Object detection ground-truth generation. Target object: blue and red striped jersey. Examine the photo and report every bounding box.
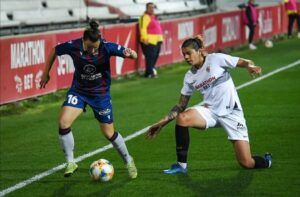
[55,38,125,96]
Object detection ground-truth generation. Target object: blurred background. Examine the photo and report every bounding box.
[1,0,296,105]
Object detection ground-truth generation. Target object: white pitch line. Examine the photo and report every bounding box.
[1,60,300,197]
[236,59,300,90]
[0,126,150,197]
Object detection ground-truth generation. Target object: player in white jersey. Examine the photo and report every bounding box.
[146,35,272,174]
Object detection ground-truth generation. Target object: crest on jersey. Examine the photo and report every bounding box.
[83,64,96,74]
[206,66,210,72]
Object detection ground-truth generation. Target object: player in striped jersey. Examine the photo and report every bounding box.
[40,20,137,178]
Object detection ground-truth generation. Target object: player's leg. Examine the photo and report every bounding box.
[164,107,212,174]
[232,140,255,168]
[58,106,83,177]
[92,95,137,178]
[98,122,137,179]
[232,140,272,169]
[59,91,85,177]
[99,122,133,165]
[219,110,272,169]
[176,108,207,128]
[175,108,207,167]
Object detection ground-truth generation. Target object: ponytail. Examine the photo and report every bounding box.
[181,35,205,50]
[89,20,99,30]
[194,35,205,49]
[83,19,101,42]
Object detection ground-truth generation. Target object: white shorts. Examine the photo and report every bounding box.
[190,105,249,142]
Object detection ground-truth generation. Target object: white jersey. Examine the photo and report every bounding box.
[181,53,242,116]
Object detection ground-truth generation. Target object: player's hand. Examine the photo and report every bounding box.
[145,122,163,139]
[124,48,137,59]
[248,64,262,78]
[40,72,50,89]
[123,48,133,57]
[145,119,169,139]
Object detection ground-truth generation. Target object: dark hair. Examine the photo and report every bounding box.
[181,35,205,50]
[83,20,101,42]
[146,2,154,8]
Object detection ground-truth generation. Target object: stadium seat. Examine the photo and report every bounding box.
[86,7,119,19]
[42,9,77,23]
[0,0,43,13]
[118,4,163,18]
[12,10,49,25]
[134,0,166,3]
[186,0,208,11]
[0,11,21,27]
[44,0,86,9]
[12,9,76,25]
[118,4,146,18]
[155,1,193,14]
[72,8,88,21]
[91,0,135,6]
[73,7,119,21]
[215,0,280,11]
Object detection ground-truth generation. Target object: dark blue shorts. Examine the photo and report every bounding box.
[62,90,113,124]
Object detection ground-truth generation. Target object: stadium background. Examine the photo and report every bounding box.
[1,0,300,196]
[1,0,299,105]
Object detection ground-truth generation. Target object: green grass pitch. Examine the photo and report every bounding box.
[1,37,300,196]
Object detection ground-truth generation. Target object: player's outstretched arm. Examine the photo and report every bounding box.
[237,58,262,78]
[123,48,138,59]
[40,47,57,89]
[145,94,190,139]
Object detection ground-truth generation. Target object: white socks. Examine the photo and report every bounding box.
[111,132,132,164]
[59,131,74,163]
[58,130,132,165]
[178,162,187,169]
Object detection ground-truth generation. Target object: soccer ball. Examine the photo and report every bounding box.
[264,40,273,48]
[89,159,114,182]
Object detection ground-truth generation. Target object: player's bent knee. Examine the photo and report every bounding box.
[58,119,72,130]
[176,113,190,127]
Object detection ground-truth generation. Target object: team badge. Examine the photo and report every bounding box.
[83,64,96,74]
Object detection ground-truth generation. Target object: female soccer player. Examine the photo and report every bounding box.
[146,35,272,174]
[40,20,137,178]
